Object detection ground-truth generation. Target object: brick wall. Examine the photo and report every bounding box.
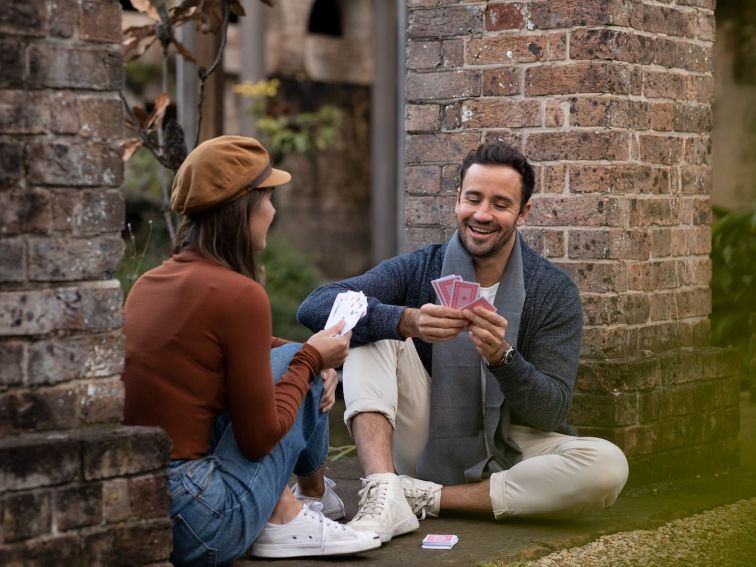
[0,1,171,563]
[404,0,740,482]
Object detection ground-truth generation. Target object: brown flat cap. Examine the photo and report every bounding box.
[170,135,291,215]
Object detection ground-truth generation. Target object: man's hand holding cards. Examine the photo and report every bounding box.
[324,290,368,335]
[431,275,496,312]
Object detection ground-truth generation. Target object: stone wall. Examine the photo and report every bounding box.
[0,1,171,563]
[403,0,740,482]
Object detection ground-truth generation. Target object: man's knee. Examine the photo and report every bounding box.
[582,439,629,507]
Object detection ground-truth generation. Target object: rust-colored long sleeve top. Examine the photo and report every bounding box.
[122,248,323,460]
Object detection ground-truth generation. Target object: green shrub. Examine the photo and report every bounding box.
[710,206,756,378]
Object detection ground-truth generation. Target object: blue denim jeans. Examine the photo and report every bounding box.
[168,343,329,567]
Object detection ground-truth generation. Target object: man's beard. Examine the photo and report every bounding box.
[458,220,517,259]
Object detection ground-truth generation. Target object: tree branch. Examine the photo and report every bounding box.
[194,0,231,148]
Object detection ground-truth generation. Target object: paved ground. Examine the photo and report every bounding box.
[237,392,756,566]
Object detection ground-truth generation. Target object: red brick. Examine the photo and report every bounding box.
[80,0,122,43]
[581,325,633,358]
[554,261,628,293]
[641,4,697,37]
[483,130,523,150]
[442,101,461,129]
[48,0,79,38]
[680,164,712,194]
[683,136,711,165]
[406,104,440,132]
[660,414,706,450]
[404,227,445,251]
[677,0,715,8]
[637,320,686,352]
[628,259,680,291]
[628,197,680,227]
[640,134,684,165]
[467,32,566,65]
[3,384,78,433]
[0,535,80,565]
[0,433,81,491]
[0,0,46,37]
[534,164,566,193]
[0,340,25,387]
[0,140,23,186]
[569,164,670,195]
[0,238,26,282]
[701,346,741,379]
[405,165,441,194]
[54,483,103,531]
[683,226,711,255]
[442,163,462,192]
[649,102,675,131]
[129,474,170,520]
[518,228,565,258]
[577,356,661,392]
[675,286,711,318]
[581,293,649,325]
[78,96,124,139]
[711,376,741,408]
[568,229,650,260]
[0,39,24,89]
[27,332,124,386]
[680,196,711,226]
[77,377,124,425]
[405,195,457,226]
[460,99,540,129]
[28,44,123,90]
[25,140,123,187]
[27,236,124,282]
[485,2,524,30]
[406,70,481,100]
[570,29,655,65]
[531,0,637,28]
[678,256,711,286]
[407,40,441,70]
[569,97,650,129]
[482,67,521,96]
[408,5,484,38]
[544,100,565,127]
[50,188,125,236]
[674,104,711,133]
[2,490,51,542]
[643,70,687,99]
[0,91,50,134]
[653,38,712,73]
[406,132,480,164]
[81,519,173,566]
[649,291,676,321]
[526,62,640,96]
[102,478,130,522]
[80,426,171,481]
[442,39,464,67]
[686,74,714,103]
[569,391,638,427]
[528,195,628,227]
[526,131,630,161]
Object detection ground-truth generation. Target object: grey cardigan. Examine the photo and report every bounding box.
[297,236,583,435]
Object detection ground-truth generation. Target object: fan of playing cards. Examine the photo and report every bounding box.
[431,275,496,311]
[324,291,368,335]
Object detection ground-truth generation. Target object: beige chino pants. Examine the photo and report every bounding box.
[342,338,629,519]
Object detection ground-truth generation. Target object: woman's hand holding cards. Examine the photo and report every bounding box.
[306,320,351,370]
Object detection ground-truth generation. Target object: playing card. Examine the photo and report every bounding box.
[458,296,497,312]
[324,291,367,335]
[450,280,479,309]
[431,275,461,306]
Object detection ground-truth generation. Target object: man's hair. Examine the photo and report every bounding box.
[459,141,535,210]
[173,188,267,280]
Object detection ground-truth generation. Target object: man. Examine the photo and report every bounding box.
[297,141,629,543]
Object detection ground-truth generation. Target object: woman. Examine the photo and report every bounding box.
[122,136,380,565]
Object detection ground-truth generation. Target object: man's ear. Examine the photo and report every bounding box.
[456,188,461,203]
[517,202,532,225]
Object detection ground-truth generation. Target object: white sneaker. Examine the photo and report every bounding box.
[347,472,419,543]
[291,476,346,520]
[249,503,381,558]
[399,475,442,519]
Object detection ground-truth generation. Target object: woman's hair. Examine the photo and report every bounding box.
[173,188,268,280]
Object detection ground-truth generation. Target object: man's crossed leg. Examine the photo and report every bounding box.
[342,339,629,542]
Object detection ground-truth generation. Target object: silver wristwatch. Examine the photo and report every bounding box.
[486,345,516,368]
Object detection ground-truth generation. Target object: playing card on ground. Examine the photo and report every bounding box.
[421,534,459,549]
[450,280,479,309]
[431,275,461,306]
[324,291,367,335]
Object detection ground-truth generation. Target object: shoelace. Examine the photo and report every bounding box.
[302,502,351,552]
[404,487,440,520]
[354,478,388,519]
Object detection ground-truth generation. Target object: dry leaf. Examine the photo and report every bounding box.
[122,138,144,161]
[172,37,197,63]
[132,106,150,128]
[130,0,160,20]
[146,93,171,131]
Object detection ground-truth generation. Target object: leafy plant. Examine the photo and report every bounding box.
[710,206,756,378]
[261,236,322,342]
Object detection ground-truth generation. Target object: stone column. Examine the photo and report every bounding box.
[0,1,171,563]
[403,0,740,482]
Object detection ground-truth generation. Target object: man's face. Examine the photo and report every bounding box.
[455,164,531,259]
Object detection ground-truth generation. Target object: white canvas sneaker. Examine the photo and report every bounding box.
[248,503,381,558]
[347,472,419,543]
[291,476,346,520]
[399,475,442,519]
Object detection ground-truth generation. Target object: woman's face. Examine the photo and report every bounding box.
[248,189,276,251]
